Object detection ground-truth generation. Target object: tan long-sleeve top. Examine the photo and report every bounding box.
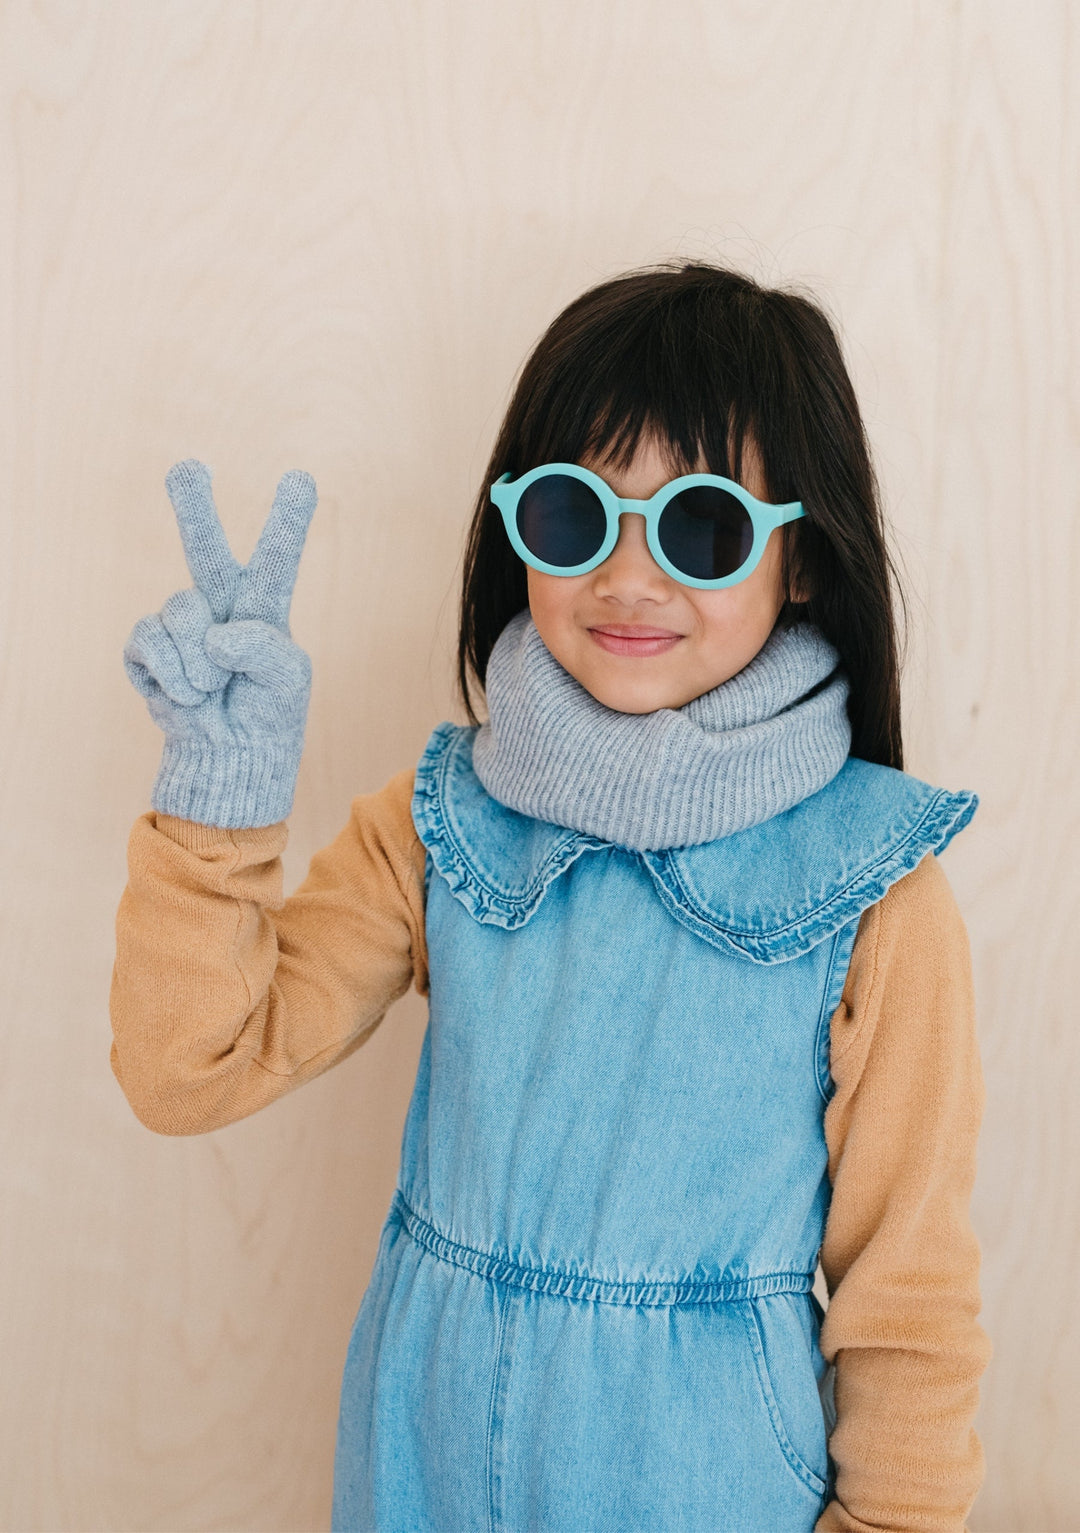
[109,767,992,1533]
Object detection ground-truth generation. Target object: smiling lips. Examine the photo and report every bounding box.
[588,625,684,657]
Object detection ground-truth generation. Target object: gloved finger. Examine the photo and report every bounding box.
[203,619,312,692]
[164,459,243,623]
[122,637,162,700]
[123,613,206,706]
[159,587,234,694]
[232,469,317,628]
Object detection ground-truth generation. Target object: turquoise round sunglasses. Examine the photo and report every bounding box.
[490,462,806,590]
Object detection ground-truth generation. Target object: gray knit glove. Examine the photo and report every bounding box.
[123,458,317,828]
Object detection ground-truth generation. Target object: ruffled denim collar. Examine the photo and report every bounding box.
[412,720,978,964]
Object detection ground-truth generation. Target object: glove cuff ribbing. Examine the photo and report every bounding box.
[151,738,304,828]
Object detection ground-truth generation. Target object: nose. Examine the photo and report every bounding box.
[591,510,670,598]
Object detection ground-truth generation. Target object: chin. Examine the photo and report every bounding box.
[584,677,670,715]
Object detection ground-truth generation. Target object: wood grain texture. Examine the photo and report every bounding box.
[0,0,1075,1526]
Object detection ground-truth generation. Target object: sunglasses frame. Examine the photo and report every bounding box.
[490,462,806,590]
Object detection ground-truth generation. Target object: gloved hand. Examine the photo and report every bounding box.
[123,458,318,827]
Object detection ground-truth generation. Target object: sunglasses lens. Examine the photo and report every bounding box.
[516,475,607,569]
[657,487,755,581]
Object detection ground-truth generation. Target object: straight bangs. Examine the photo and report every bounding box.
[457,260,905,769]
[501,280,769,492]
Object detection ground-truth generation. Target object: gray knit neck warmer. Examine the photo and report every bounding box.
[471,608,852,851]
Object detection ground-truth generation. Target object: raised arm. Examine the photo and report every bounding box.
[110,766,429,1136]
[815,853,992,1533]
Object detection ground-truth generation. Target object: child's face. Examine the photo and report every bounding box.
[526,432,793,713]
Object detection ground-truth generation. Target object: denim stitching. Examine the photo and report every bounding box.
[739,1298,828,1497]
[812,916,861,1105]
[813,929,842,1106]
[644,787,977,961]
[662,788,976,939]
[393,1192,813,1307]
[485,1286,509,1533]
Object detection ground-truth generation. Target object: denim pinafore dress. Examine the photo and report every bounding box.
[332,721,976,1533]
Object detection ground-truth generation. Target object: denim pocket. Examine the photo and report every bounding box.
[740,1293,829,1497]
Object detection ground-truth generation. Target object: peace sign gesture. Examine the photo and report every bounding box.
[123,459,319,828]
[165,458,315,629]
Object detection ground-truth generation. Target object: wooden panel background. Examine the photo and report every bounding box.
[1,1,1076,1528]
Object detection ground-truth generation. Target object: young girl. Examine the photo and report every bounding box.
[112,261,991,1533]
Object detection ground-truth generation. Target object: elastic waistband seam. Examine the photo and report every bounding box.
[390,1192,814,1307]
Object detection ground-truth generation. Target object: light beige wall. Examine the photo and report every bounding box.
[1,2,1075,1528]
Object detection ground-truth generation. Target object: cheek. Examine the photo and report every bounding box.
[690,541,788,640]
[527,568,578,628]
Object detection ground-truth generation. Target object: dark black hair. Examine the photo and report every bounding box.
[457,259,905,769]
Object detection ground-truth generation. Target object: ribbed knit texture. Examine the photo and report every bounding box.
[472,609,852,851]
[151,737,307,827]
